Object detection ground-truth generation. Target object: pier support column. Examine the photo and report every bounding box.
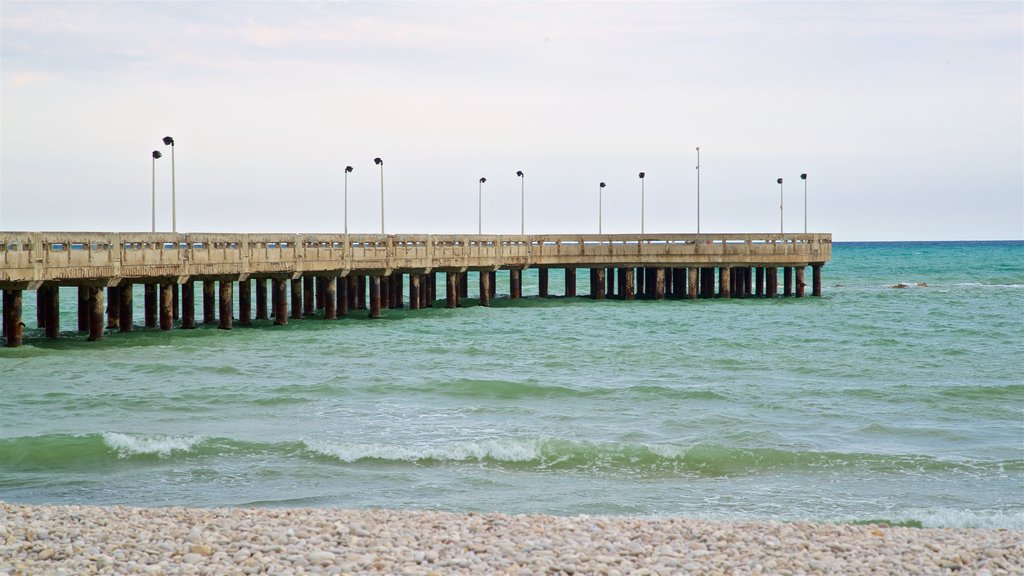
[589,269,598,299]
[479,271,491,307]
[255,278,268,320]
[218,280,233,330]
[719,267,731,299]
[394,274,404,309]
[239,279,252,325]
[654,268,666,300]
[624,268,636,300]
[358,276,367,310]
[755,267,765,296]
[160,282,174,330]
[36,287,46,330]
[812,264,823,297]
[203,281,216,324]
[426,273,436,308]
[446,272,459,309]
[273,279,288,325]
[172,286,179,321]
[409,274,421,310]
[180,281,195,329]
[564,268,576,297]
[4,290,23,347]
[106,286,119,329]
[459,272,469,300]
[44,286,60,339]
[510,269,522,299]
[290,279,303,320]
[636,268,646,298]
[324,277,337,319]
[338,276,349,316]
[119,281,134,332]
[303,277,315,316]
[347,276,359,312]
[766,267,778,297]
[672,268,686,299]
[369,276,382,318]
[783,267,793,297]
[316,277,326,311]
[146,284,159,328]
[795,267,806,297]
[687,267,698,299]
[593,268,606,300]
[380,275,391,309]
[538,268,549,298]
[78,286,90,332]
[606,268,615,298]
[489,271,497,298]
[88,287,104,341]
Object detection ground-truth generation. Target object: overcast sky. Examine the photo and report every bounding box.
[1,1,1021,240]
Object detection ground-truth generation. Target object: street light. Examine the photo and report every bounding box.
[516,170,524,235]
[344,166,353,234]
[478,177,487,234]
[151,150,162,232]
[801,173,808,233]
[639,172,646,234]
[598,182,607,234]
[777,177,784,234]
[162,136,176,233]
[696,147,701,233]
[374,157,384,234]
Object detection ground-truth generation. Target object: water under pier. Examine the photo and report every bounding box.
[1,232,831,347]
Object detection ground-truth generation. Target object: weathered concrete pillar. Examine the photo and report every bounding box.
[347,275,359,312]
[479,271,491,307]
[291,279,303,320]
[88,286,104,341]
[273,279,288,325]
[4,289,23,347]
[36,287,46,329]
[538,268,549,298]
[316,277,326,310]
[145,283,159,327]
[324,277,337,319]
[218,280,233,330]
[745,267,754,296]
[394,274,404,309]
[369,276,382,318]
[664,268,673,296]
[654,268,666,300]
[120,281,134,332]
[180,281,195,329]
[78,286,90,332]
[812,264,823,297]
[255,278,268,320]
[239,279,252,325]
[459,272,469,299]
[303,276,315,316]
[44,286,60,339]
[380,275,391,309]
[409,274,421,310]
[606,267,615,298]
[203,281,216,324]
[795,266,806,297]
[766,267,778,297]
[564,268,576,297]
[160,282,174,330]
[510,269,522,299]
[719,267,731,299]
[593,268,606,300]
[645,268,658,299]
[784,267,793,297]
[687,267,699,299]
[425,273,436,308]
[446,272,459,309]
[672,268,686,299]
[636,267,646,298]
[172,286,179,321]
[755,267,765,296]
[624,267,636,300]
[338,275,349,316]
[106,286,119,329]
[357,276,367,310]
[489,271,497,298]
[589,269,598,299]
[615,268,626,299]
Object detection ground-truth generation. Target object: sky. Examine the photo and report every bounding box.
[1,1,1021,241]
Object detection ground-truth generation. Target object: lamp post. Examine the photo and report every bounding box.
[801,173,808,233]
[344,166,353,234]
[374,158,384,234]
[162,137,175,232]
[151,150,162,232]
[598,182,606,234]
[777,177,784,234]
[696,147,701,233]
[478,177,487,234]
[516,170,524,235]
[639,172,646,234]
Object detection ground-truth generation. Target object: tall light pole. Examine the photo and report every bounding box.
[696,146,701,233]
[344,166,353,234]
[598,182,606,234]
[639,172,646,234]
[151,150,162,232]
[374,157,384,234]
[777,177,784,234]
[801,173,808,233]
[478,177,487,234]
[516,170,524,235]
[162,137,175,232]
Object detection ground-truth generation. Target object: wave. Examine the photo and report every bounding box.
[358,379,728,401]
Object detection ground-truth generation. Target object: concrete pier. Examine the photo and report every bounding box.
[181,281,195,329]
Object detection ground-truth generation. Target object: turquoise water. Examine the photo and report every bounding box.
[2,242,1022,529]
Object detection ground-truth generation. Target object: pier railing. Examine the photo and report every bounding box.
[0,232,830,288]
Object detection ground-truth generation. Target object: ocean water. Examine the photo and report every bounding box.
[2,241,1022,530]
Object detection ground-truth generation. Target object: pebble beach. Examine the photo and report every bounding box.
[1,503,1021,575]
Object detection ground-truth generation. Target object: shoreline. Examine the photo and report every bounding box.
[2,502,1021,575]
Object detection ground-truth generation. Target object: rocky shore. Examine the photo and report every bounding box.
[1,502,1020,575]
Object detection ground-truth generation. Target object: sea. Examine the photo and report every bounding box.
[1,241,1022,530]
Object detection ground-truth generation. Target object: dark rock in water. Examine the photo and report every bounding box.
[892,283,910,289]
[916,283,928,287]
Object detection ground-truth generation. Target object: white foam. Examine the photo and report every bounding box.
[304,438,543,463]
[899,508,1024,530]
[102,432,201,458]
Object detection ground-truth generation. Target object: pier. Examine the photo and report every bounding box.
[1,232,831,347]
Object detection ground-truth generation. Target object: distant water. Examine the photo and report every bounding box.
[2,241,1022,529]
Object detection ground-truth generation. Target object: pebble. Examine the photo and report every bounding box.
[0,502,1020,575]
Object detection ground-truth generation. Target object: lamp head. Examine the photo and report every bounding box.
[374,157,382,165]
[345,166,353,173]
[480,177,486,184]
[638,172,645,179]
[152,150,162,159]
[777,178,784,184]
[800,173,807,180]
[162,136,174,146]
[516,171,523,177]
[599,182,606,188]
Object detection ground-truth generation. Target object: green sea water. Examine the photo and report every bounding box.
[2,241,1022,529]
